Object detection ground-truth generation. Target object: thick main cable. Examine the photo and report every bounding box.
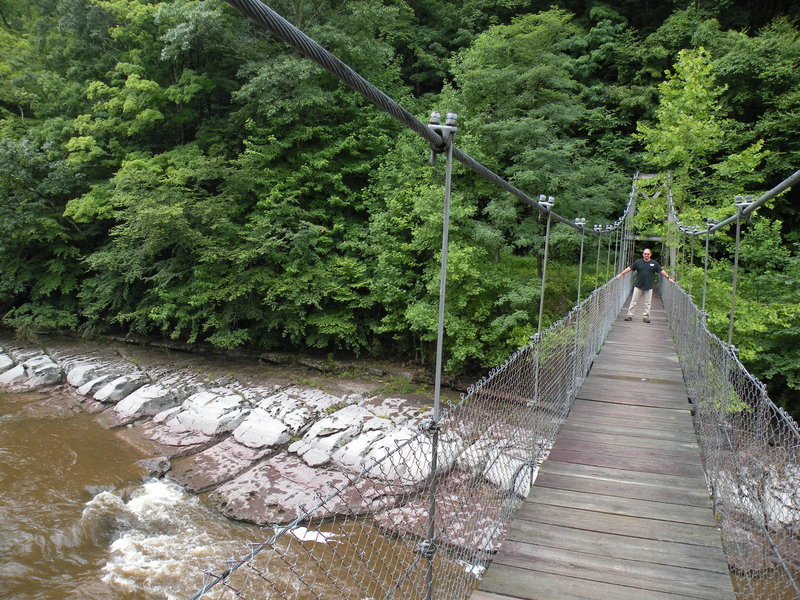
[223,0,626,231]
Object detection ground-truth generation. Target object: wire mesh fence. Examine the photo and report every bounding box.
[661,282,800,600]
[188,276,630,600]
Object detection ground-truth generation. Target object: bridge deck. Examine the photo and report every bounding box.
[471,293,736,600]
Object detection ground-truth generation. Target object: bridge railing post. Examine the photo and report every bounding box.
[700,219,716,313]
[727,195,752,346]
[537,196,555,334]
[424,109,458,600]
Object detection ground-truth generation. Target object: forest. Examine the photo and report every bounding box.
[1,0,799,417]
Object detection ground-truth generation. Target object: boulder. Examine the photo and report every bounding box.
[22,354,63,388]
[361,425,464,486]
[301,404,376,453]
[5,347,41,363]
[259,387,351,434]
[358,395,430,424]
[77,374,117,396]
[330,428,390,471]
[164,388,249,436]
[482,446,535,498]
[0,353,62,389]
[0,353,14,374]
[232,407,291,449]
[64,359,106,387]
[0,364,26,386]
[114,373,206,419]
[375,473,510,553]
[141,422,214,454]
[94,372,150,404]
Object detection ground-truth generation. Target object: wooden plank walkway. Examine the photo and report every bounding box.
[471,292,736,600]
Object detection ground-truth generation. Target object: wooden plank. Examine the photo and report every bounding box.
[562,412,695,433]
[538,460,709,495]
[545,447,706,478]
[523,487,717,526]
[549,437,701,464]
[574,389,688,409]
[596,349,681,364]
[479,563,718,600]
[534,470,711,507]
[503,521,729,573]
[557,420,699,443]
[576,386,688,405]
[570,397,691,418]
[579,378,687,395]
[513,502,724,547]
[588,373,685,387]
[490,541,735,599]
[564,406,695,428]
[554,426,698,452]
[589,366,685,381]
[568,401,692,425]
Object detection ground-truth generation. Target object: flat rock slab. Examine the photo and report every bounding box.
[170,438,272,492]
[140,422,216,457]
[209,452,403,524]
[375,473,511,553]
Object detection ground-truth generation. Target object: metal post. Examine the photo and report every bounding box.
[594,225,602,289]
[687,229,695,295]
[701,220,714,313]
[605,225,613,282]
[727,196,751,346]
[621,219,629,273]
[537,196,555,333]
[575,219,586,304]
[573,218,586,391]
[425,110,457,600]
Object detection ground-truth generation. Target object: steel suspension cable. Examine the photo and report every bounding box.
[222,0,622,232]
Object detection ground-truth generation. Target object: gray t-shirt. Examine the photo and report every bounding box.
[630,258,662,290]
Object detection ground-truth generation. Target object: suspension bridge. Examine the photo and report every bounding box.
[472,292,736,600]
[185,2,800,599]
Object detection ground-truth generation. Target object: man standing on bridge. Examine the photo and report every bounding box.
[615,248,674,323]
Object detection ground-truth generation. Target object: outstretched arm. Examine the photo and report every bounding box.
[660,269,674,283]
[615,267,631,279]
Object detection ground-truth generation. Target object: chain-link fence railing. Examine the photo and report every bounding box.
[187,276,631,600]
[661,282,800,600]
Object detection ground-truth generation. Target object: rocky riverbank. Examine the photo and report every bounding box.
[0,335,450,525]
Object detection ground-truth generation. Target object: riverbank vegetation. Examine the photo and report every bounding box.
[1,0,799,416]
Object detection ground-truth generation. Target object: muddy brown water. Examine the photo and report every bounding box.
[0,391,266,600]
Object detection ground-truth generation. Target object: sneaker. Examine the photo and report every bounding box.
[624,316,632,321]
[643,317,650,323]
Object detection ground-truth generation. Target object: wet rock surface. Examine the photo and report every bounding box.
[0,335,569,557]
[0,335,457,529]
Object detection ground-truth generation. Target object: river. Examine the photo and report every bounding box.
[0,391,264,600]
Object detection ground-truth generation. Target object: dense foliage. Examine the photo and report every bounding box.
[1,0,799,414]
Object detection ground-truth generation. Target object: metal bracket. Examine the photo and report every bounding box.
[414,539,438,559]
[419,417,440,434]
[427,111,457,164]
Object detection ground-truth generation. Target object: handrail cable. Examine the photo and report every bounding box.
[698,169,800,235]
